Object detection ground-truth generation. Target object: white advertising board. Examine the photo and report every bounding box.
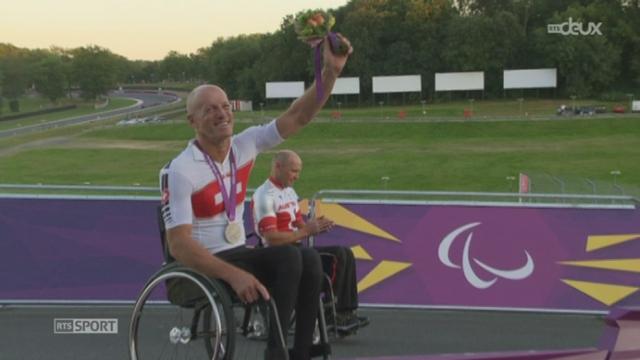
[435,72,484,91]
[372,75,422,93]
[265,82,305,99]
[333,77,360,95]
[504,68,557,89]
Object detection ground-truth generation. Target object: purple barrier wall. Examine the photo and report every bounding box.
[0,198,160,302]
[314,202,640,312]
[1,197,639,312]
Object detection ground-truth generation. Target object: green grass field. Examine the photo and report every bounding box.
[0,99,638,199]
[0,97,138,131]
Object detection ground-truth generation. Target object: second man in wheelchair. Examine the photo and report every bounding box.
[252,150,370,336]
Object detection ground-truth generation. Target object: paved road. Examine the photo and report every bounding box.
[0,91,181,139]
[0,305,603,360]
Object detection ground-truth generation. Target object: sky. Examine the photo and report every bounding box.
[0,0,350,61]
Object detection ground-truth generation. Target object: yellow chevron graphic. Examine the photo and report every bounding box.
[559,259,640,273]
[357,260,412,293]
[299,199,399,242]
[586,234,640,252]
[298,199,311,215]
[561,279,639,306]
[351,245,373,261]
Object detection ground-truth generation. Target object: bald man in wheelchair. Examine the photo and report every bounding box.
[251,150,369,336]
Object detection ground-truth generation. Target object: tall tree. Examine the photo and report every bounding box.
[199,34,274,101]
[70,46,118,100]
[160,51,192,81]
[0,68,4,115]
[442,10,525,95]
[33,55,68,103]
[530,3,622,97]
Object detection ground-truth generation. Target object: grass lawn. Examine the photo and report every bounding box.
[226,98,629,122]
[0,109,638,198]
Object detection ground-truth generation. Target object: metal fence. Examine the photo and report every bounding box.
[523,172,638,198]
[1,183,637,208]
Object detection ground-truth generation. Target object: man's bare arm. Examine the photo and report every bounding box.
[167,225,269,302]
[262,216,334,246]
[276,34,352,139]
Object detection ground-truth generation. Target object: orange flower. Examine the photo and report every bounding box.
[311,13,325,25]
[307,18,318,27]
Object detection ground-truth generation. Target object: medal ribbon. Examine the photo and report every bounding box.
[313,32,340,102]
[194,141,237,221]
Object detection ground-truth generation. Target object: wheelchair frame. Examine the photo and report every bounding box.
[128,206,291,360]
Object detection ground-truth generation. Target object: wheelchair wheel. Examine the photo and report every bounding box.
[129,266,236,360]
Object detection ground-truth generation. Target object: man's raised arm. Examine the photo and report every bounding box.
[276,34,353,139]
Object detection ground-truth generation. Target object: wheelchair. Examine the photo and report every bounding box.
[128,207,289,360]
[247,235,345,341]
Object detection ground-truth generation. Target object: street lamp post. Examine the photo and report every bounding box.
[420,100,427,119]
[626,93,634,111]
[517,98,524,119]
[610,170,621,186]
[610,170,624,195]
[379,101,384,120]
[506,175,516,192]
[259,102,264,118]
[570,95,577,113]
[381,176,390,191]
[469,98,475,115]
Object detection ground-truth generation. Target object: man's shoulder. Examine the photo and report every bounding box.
[253,179,273,196]
[253,180,281,201]
[161,143,195,174]
[232,119,283,154]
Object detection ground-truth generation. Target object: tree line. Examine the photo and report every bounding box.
[1,0,638,111]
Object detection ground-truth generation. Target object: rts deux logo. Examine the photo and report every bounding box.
[547,17,603,36]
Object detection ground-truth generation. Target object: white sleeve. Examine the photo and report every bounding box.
[161,168,194,229]
[235,119,284,155]
[253,188,277,226]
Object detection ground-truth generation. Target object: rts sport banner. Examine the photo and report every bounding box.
[1,197,639,312]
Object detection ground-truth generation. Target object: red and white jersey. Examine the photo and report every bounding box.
[251,178,304,246]
[160,120,283,254]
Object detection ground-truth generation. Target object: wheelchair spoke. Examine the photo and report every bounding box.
[130,270,236,360]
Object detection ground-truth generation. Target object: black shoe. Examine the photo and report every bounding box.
[264,346,288,360]
[357,314,370,329]
[335,311,359,334]
[309,343,331,358]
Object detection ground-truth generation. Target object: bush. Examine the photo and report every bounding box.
[9,100,20,113]
[0,104,77,122]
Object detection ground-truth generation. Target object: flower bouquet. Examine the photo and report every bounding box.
[293,9,349,101]
[293,9,349,55]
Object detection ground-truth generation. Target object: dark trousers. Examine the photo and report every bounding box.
[316,245,359,312]
[218,245,322,360]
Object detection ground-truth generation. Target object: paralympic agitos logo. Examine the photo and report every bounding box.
[438,222,535,289]
[547,17,603,36]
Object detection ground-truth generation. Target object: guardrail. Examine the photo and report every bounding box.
[309,189,638,211]
[2,184,636,207]
[0,183,159,200]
